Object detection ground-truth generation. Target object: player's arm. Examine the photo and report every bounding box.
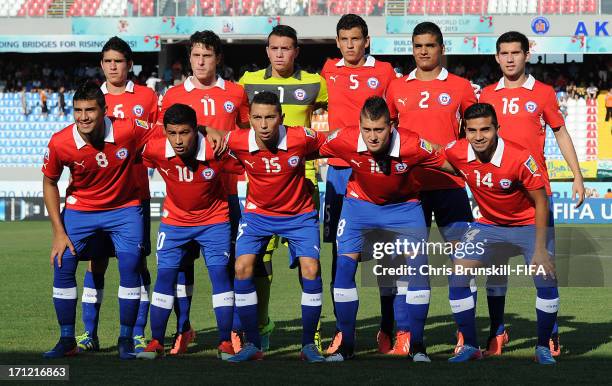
[307,129,342,160]
[314,75,328,111]
[527,188,555,280]
[551,125,584,207]
[236,86,251,129]
[203,127,229,155]
[43,175,75,267]
[384,81,399,127]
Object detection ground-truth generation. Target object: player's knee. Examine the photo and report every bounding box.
[234,257,254,279]
[299,257,319,280]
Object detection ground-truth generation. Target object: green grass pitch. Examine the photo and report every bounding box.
[1,221,611,385]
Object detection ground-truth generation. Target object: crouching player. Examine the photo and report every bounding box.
[42,81,155,359]
[137,104,242,359]
[219,91,326,362]
[443,103,558,364]
[319,96,456,362]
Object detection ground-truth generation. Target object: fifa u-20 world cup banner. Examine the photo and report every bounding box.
[386,16,494,34]
[371,36,480,55]
[72,17,279,36]
[0,35,160,52]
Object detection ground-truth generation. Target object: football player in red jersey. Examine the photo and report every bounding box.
[76,37,160,355]
[159,31,250,355]
[320,14,398,355]
[479,31,584,357]
[385,21,477,356]
[137,104,243,360]
[43,82,155,359]
[443,103,558,365]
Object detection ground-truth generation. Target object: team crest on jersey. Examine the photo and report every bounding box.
[115,148,129,160]
[304,128,316,138]
[395,162,408,173]
[367,77,380,89]
[132,104,144,117]
[202,168,215,180]
[288,155,300,168]
[525,101,538,113]
[294,88,306,101]
[524,156,538,174]
[445,140,457,150]
[420,139,433,153]
[499,179,512,189]
[66,195,77,205]
[135,119,148,129]
[438,93,451,106]
[162,209,169,218]
[224,101,235,113]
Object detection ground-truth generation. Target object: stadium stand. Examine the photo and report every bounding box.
[10,0,602,16]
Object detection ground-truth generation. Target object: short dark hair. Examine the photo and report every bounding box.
[189,30,222,56]
[360,96,390,124]
[267,25,298,48]
[251,91,282,114]
[101,36,133,62]
[412,22,444,46]
[464,103,498,128]
[336,14,368,38]
[496,31,530,53]
[163,103,197,130]
[73,81,106,109]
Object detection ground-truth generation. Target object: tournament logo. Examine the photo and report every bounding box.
[202,168,215,180]
[304,127,316,138]
[288,155,300,168]
[499,179,512,189]
[294,88,306,101]
[525,101,538,113]
[395,162,408,173]
[367,77,380,89]
[135,119,148,129]
[445,140,457,150]
[531,16,550,35]
[438,93,451,106]
[132,104,144,117]
[420,139,433,153]
[224,101,235,113]
[115,147,129,160]
[326,130,339,142]
[524,156,539,174]
[43,147,50,160]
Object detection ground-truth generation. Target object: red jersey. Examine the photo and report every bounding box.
[142,133,243,226]
[42,117,155,211]
[479,75,565,195]
[386,68,477,191]
[102,80,159,200]
[319,126,445,205]
[160,76,249,195]
[321,56,396,167]
[443,138,545,226]
[226,126,325,216]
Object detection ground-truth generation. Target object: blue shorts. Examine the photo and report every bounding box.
[235,211,320,268]
[82,199,151,260]
[63,205,144,260]
[420,188,472,241]
[453,222,555,265]
[336,198,428,256]
[155,222,231,269]
[323,166,352,243]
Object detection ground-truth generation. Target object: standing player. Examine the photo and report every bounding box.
[479,31,584,356]
[239,24,328,351]
[443,103,558,365]
[220,91,326,362]
[320,97,453,362]
[385,21,477,354]
[159,30,249,355]
[137,104,241,360]
[320,14,397,354]
[76,36,159,355]
[42,82,154,359]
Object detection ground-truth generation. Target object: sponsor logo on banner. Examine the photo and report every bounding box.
[132,104,144,117]
[531,16,550,35]
[116,148,129,160]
